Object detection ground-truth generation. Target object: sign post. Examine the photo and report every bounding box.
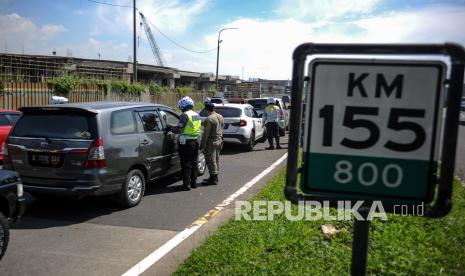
[285,43,465,275]
[351,212,370,276]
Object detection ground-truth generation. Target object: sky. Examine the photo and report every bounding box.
[1,0,465,80]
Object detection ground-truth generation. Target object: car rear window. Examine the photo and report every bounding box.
[210,98,223,104]
[0,114,11,126]
[8,114,20,125]
[13,112,96,139]
[200,108,241,118]
[248,100,267,110]
[215,108,242,117]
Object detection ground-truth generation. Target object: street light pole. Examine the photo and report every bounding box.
[215,27,238,92]
[133,0,137,83]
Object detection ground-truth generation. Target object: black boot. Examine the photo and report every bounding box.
[190,169,198,188]
[205,174,218,185]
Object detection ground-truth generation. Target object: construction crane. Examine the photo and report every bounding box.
[139,12,165,67]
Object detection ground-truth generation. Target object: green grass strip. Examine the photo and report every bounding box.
[175,168,465,275]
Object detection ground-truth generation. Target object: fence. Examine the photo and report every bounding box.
[0,82,212,110]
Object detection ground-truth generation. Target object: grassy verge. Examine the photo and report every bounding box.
[175,168,465,275]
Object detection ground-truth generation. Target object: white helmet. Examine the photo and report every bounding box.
[267,97,275,104]
[177,96,194,110]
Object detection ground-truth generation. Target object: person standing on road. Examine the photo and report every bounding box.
[172,96,202,191]
[263,97,282,150]
[200,98,224,185]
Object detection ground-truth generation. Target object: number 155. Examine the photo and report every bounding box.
[319,105,426,152]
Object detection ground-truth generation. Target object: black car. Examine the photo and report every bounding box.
[0,169,26,261]
[3,102,206,208]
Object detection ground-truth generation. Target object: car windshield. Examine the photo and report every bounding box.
[13,112,96,139]
[247,100,267,110]
[200,108,241,118]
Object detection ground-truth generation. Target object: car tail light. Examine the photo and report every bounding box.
[232,120,247,127]
[85,137,106,168]
[2,143,21,165]
[2,142,10,164]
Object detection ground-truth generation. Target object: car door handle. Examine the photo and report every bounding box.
[141,140,149,145]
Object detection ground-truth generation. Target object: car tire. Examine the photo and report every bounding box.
[246,131,255,152]
[0,212,9,261]
[279,127,286,137]
[119,169,145,208]
[197,152,206,176]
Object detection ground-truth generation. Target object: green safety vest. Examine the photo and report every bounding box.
[181,110,201,139]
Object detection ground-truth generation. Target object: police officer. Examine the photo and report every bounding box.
[263,97,282,150]
[174,96,202,191]
[200,98,224,185]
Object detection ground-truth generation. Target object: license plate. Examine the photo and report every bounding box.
[30,153,63,167]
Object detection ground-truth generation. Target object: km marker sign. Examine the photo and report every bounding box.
[303,59,444,203]
[286,43,464,276]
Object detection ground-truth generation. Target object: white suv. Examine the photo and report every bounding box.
[199,103,266,151]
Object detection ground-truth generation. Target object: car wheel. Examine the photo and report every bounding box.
[279,127,286,137]
[246,131,255,151]
[0,212,9,261]
[119,169,145,208]
[197,152,206,176]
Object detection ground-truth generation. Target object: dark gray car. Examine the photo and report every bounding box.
[2,102,206,207]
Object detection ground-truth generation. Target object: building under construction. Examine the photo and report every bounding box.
[0,53,132,82]
[0,52,295,99]
[0,53,244,91]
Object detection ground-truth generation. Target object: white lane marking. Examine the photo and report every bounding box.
[122,153,288,276]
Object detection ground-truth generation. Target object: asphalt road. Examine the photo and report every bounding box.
[0,137,288,276]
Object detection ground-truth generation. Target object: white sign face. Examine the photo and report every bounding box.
[303,59,445,201]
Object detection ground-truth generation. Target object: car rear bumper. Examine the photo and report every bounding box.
[23,183,102,196]
[223,133,248,144]
[21,170,124,196]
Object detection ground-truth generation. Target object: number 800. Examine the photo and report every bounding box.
[334,160,403,188]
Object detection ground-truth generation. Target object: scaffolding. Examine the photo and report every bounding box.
[0,53,132,82]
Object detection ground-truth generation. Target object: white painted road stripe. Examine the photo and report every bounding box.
[122,153,288,276]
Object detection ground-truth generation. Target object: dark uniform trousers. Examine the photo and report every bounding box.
[179,139,199,188]
[179,140,199,170]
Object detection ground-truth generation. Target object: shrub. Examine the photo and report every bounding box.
[176,86,192,97]
[48,76,79,96]
[148,81,164,95]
